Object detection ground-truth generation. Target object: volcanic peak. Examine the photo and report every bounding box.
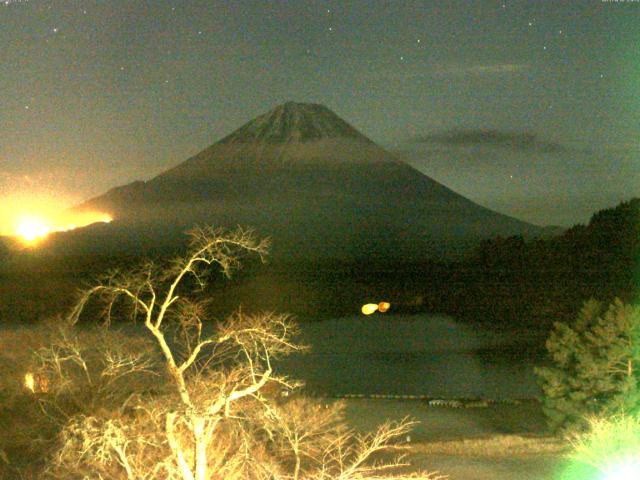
[218,102,372,145]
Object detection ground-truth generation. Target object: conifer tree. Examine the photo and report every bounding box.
[536,298,640,432]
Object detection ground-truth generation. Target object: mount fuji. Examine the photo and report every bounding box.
[67,102,548,260]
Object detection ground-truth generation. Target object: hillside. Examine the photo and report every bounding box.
[64,102,547,260]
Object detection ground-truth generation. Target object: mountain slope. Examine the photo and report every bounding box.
[70,102,547,260]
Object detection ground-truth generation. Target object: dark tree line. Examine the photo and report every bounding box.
[429,198,639,331]
[1,199,638,332]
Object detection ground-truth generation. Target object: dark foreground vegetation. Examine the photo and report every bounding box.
[0,199,637,479]
[0,227,441,479]
[223,197,639,334]
[1,199,638,335]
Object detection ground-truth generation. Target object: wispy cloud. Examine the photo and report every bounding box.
[414,129,567,153]
[431,63,530,77]
[371,63,530,81]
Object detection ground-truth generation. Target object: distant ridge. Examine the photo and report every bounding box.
[66,102,550,260]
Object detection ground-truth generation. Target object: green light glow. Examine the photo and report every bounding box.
[560,415,640,480]
[603,458,640,480]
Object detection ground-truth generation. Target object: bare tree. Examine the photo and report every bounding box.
[34,226,443,480]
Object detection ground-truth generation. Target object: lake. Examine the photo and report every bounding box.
[277,314,543,400]
[0,313,543,400]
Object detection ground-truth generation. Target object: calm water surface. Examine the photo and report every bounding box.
[1,314,542,400]
[277,315,542,399]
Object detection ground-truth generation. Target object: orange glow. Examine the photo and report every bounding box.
[12,211,112,245]
[24,372,35,393]
[1,192,112,243]
[23,372,49,393]
[17,218,50,243]
[361,301,391,315]
[361,303,379,315]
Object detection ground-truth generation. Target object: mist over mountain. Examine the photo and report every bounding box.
[64,102,551,261]
[395,129,639,227]
[415,129,567,153]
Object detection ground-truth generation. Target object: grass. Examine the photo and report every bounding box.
[412,434,569,457]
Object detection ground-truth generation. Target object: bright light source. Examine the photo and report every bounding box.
[603,458,640,480]
[11,211,112,245]
[24,372,35,393]
[361,303,379,315]
[362,301,391,315]
[16,218,50,243]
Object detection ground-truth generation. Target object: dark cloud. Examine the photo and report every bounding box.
[414,129,568,153]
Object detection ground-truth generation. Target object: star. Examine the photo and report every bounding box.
[528,22,533,27]
[52,27,58,33]
[328,26,333,31]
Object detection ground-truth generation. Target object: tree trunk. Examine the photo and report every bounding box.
[166,412,196,480]
[193,416,208,480]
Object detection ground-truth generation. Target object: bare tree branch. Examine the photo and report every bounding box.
[42,226,439,480]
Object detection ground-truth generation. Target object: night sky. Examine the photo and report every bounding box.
[1,0,638,232]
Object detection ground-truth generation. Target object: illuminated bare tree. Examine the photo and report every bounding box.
[36,226,443,480]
